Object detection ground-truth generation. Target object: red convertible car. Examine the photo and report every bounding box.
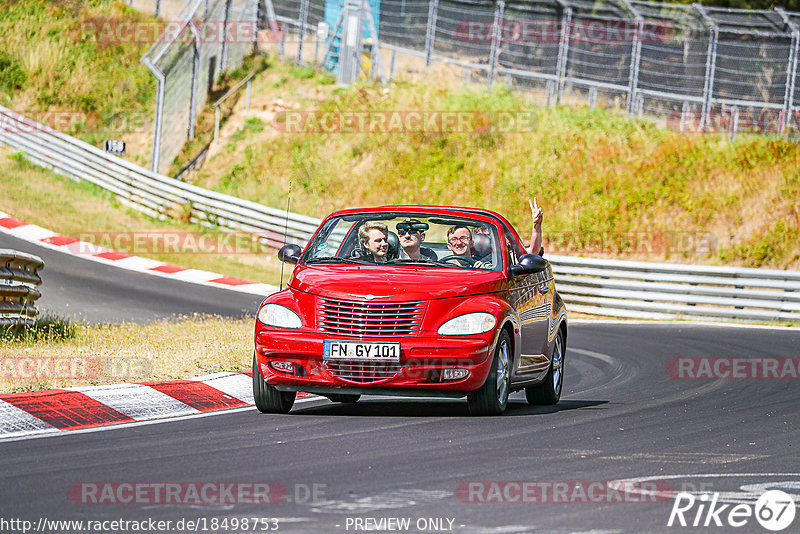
[253,206,567,415]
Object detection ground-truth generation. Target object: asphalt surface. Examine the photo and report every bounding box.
[0,231,265,323]
[1,322,798,533]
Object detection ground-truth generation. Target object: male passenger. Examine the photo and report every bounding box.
[446,225,491,268]
[396,218,437,261]
[358,221,389,263]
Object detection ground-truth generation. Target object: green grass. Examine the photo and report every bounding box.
[189,61,800,270]
[0,313,77,343]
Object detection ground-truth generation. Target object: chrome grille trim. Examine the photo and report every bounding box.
[318,298,426,337]
[324,360,404,383]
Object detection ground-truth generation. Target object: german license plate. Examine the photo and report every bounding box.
[323,340,400,362]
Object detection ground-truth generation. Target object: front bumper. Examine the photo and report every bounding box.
[255,330,493,395]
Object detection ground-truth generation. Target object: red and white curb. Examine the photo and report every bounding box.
[0,210,277,295]
[0,372,313,440]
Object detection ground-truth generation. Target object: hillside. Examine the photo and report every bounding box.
[189,58,800,270]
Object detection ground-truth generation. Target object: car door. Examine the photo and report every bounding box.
[503,226,551,376]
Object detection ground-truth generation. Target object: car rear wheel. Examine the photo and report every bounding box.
[525,328,564,405]
[327,394,360,403]
[252,353,296,414]
[467,330,511,416]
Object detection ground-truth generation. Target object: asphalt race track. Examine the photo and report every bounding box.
[0,231,264,323]
[1,322,798,533]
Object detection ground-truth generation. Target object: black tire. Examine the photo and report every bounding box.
[467,330,512,416]
[525,328,565,405]
[327,394,361,403]
[252,353,296,414]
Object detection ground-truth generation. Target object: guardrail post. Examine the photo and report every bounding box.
[487,0,504,89]
[296,0,310,65]
[424,0,439,67]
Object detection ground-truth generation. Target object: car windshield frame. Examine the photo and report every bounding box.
[299,210,506,272]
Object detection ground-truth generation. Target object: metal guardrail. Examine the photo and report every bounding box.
[548,255,800,322]
[0,250,44,327]
[0,105,321,250]
[2,105,800,323]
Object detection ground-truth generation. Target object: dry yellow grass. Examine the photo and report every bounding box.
[0,315,253,393]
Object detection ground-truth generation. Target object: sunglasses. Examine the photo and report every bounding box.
[398,229,421,236]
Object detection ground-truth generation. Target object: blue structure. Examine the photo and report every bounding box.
[323,0,381,72]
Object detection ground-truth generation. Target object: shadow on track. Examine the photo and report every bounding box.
[288,398,608,417]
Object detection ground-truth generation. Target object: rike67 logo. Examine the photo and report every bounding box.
[668,490,796,531]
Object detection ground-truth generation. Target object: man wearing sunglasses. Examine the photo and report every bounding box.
[396,218,437,261]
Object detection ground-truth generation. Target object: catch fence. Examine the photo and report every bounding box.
[266,0,800,139]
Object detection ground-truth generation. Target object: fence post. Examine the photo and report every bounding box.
[296,0,310,65]
[155,0,162,17]
[694,4,718,132]
[589,86,597,109]
[424,0,439,67]
[776,8,798,137]
[188,22,200,141]
[220,0,233,73]
[390,49,397,80]
[680,101,689,133]
[555,6,572,104]
[729,106,738,142]
[625,4,644,114]
[142,58,165,173]
[487,0,504,89]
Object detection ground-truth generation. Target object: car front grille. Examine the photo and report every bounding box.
[324,360,404,383]
[318,298,426,337]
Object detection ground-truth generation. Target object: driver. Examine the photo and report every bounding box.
[396,218,437,261]
[358,221,389,263]
[446,225,491,269]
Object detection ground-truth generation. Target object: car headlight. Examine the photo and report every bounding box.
[258,304,302,329]
[437,312,497,335]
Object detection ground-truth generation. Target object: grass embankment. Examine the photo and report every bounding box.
[191,58,800,269]
[0,0,158,165]
[0,316,252,393]
[0,149,285,284]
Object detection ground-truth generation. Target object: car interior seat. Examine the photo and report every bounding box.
[472,232,492,258]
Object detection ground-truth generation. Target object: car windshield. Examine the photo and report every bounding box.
[300,211,503,271]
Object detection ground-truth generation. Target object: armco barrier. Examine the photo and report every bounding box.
[0,105,321,249]
[2,106,799,323]
[548,254,800,322]
[0,249,44,327]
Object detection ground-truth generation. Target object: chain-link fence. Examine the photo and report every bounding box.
[141,0,258,174]
[266,0,800,139]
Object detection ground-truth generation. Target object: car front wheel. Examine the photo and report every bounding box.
[252,353,296,414]
[467,330,511,416]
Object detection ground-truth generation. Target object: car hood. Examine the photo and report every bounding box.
[290,265,505,301]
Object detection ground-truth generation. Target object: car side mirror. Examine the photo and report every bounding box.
[509,254,548,276]
[278,244,302,264]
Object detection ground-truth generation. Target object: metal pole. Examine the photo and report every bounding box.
[390,49,396,80]
[297,0,310,65]
[424,0,439,67]
[188,22,200,141]
[680,101,689,133]
[214,105,221,142]
[775,9,799,137]
[246,79,252,111]
[729,105,738,142]
[694,4,717,132]
[487,0,504,89]
[589,86,597,109]
[555,7,572,104]
[155,0,162,17]
[142,57,165,173]
[220,0,233,73]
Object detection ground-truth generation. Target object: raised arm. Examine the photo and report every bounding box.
[525,197,544,255]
